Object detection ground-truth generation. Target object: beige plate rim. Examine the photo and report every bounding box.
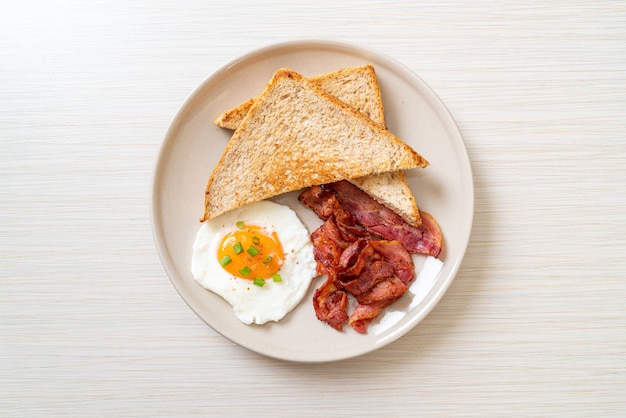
[151,40,474,362]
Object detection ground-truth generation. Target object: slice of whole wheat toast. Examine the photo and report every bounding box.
[214,66,387,130]
[201,68,428,222]
[214,65,422,225]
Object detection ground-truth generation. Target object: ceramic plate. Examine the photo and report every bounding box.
[151,40,473,362]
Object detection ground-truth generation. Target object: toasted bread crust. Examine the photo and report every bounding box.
[213,98,255,129]
[213,65,422,225]
[202,68,428,222]
[214,66,386,131]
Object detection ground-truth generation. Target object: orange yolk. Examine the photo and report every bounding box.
[217,225,284,280]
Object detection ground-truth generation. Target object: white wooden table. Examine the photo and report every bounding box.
[2,1,625,416]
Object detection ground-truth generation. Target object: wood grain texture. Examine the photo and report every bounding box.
[1,1,625,416]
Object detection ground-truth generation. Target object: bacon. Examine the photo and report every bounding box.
[340,260,393,296]
[312,277,349,331]
[308,235,415,332]
[348,277,407,333]
[298,184,354,225]
[326,180,442,257]
[349,298,398,334]
[310,218,347,275]
[297,185,335,219]
[300,180,443,333]
[369,240,415,284]
[355,276,408,305]
[414,211,444,258]
[337,239,376,278]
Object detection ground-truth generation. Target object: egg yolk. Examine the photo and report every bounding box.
[217,225,284,280]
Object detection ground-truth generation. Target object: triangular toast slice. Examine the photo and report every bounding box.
[214,66,422,225]
[214,66,387,130]
[202,68,428,222]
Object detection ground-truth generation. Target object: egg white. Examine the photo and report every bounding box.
[191,200,317,325]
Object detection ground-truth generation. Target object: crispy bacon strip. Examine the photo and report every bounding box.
[309,236,415,332]
[369,240,415,284]
[326,181,442,257]
[348,277,407,333]
[337,239,375,278]
[310,218,347,275]
[340,260,393,296]
[298,185,354,225]
[300,180,442,333]
[355,276,408,305]
[312,277,349,331]
[349,298,398,334]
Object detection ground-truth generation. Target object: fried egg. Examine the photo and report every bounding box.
[191,200,317,325]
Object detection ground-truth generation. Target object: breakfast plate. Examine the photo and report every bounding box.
[151,40,474,362]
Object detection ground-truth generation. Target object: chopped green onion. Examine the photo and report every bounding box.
[233,242,243,254]
[263,256,273,265]
[220,255,232,267]
[247,245,259,257]
[272,274,282,283]
[238,266,252,277]
[252,236,261,245]
[236,221,245,229]
[253,277,265,287]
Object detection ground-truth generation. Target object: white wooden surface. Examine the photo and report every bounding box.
[2,1,625,416]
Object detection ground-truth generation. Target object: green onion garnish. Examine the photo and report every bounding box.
[247,245,259,257]
[272,274,282,283]
[238,266,252,277]
[233,242,243,254]
[236,221,245,229]
[252,236,261,245]
[220,255,232,267]
[263,256,273,265]
[253,277,265,287]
